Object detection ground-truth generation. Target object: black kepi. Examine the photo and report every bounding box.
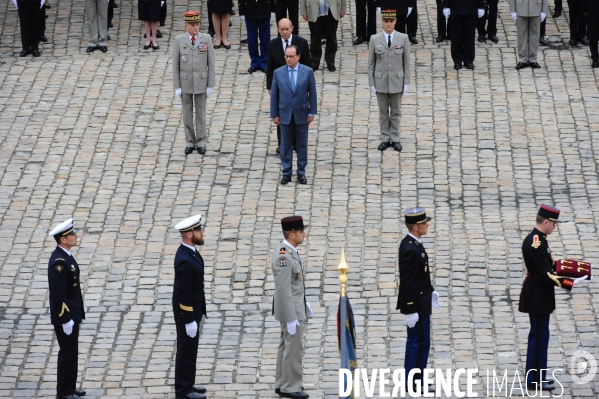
[281,216,304,231]
[537,204,561,222]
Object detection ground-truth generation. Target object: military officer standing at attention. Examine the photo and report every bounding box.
[173,11,216,156]
[272,216,313,399]
[47,219,86,399]
[510,0,548,69]
[442,0,485,70]
[477,0,500,43]
[519,205,589,392]
[172,214,208,399]
[367,8,411,153]
[396,208,438,394]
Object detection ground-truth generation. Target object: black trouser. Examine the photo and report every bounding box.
[175,323,200,395]
[107,0,114,28]
[276,125,296,148]
[395,15,407,33]
[17,0,41,51]
[308,10,338,69]
[39,4,46,38]
[554,0,563,11]
[355,0,376,38]
[477,0,498,37]
[53,323,79,397]
[436,0,451,38]
[207,2,214,32]
[407,2,418,38]
[567,0,587,40]
[540,19,546,37]
[276,0,299,35]
[591,40,599,60]
[450,14,477,65]
[160,0,167,24]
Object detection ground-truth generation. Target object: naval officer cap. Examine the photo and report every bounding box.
[538,204,561,222]
[281,215,304,231]
[175,214,204,232]
[404,207,432,224]
[48,218,78,238]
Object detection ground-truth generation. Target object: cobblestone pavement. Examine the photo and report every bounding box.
[1,0,599,397]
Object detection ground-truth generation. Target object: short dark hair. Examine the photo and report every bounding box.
[405,223,417,232]
[283,229,303,239]
[54,235,62,244]
[285,45,300,56]
[536,215,548,224]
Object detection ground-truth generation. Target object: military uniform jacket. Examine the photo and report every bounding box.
[301,0,347,22]
[396,235,433,316]
[48,247,85,325]
[172,33,216,95]
[442,0,486,15]
[367,31,411,94]
[271,241,307,322]
[172,244,207,324]
[519,228,573,314]
[508,0,548,17]
[238,0,276,20]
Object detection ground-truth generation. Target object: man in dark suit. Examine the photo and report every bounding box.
[173,214,208,399]
[396,208,438,394]
[582,0,599,67]
[477,0,499,43]
[380,0,416,35]
[266,18,311,153]
[519,205,588,392]
[442,0,485,69]
[353,0,377,45]
[276,0,300,35]
[567,0,588,46]
[270,45,317,185]
[239,0,275,73]
[13,0,42,57]
[435,0,451,42]
[47,219,86,399]
[406,0,418,43]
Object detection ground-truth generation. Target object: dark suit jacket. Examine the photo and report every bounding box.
[239,0,276,20]
[396,235,433,316]
[172,244,207,324]
[266,34,311,90]
[48,247,85,325]
[270,63,318,125]
[379,0,416,16]
[442,0,485,15]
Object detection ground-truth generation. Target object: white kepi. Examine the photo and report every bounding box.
[48,218,78,237]
[175,214,203,232]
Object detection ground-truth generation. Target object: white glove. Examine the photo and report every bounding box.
[406,313,419,328]
[62,319,74,335]
[511,12,517,22]
[175,88,181,99]
[572,275,589,287]
[271,12,275,19]
[443,8,450,19]
[478,9,484,18]
[540,12,546,22]
[185,321,198,338]
[241,15,245,23]
[377,7,381,13]
[306,302,314,317]
[432,291,440,308]
[40,0,44,8]
[206,87,214,99]
[407,7,413,16]
[287,320,300,335]
[371,86,376,95]
[13,0,18,8]
[402,84,408,97]
[161,0,164,5]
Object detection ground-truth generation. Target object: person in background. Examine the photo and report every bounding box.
[353,0,377,45]
[239,0,275,73]
[85,0,109,53]
[209,0,232,49]
[442,0,485,70]
[276,0,300,35]
[582,0,599,67]
[510,0,548,69]
[139,0,161,50]
[13,0,42,57]
[477,0,499,43]
[301,0,346,71]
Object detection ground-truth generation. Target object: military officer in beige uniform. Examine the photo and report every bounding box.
[367,8,411,153]
[271,216,313,399]
[173,11,216,155]
[510,0,548,69]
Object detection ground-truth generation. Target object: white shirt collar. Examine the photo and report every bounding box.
[288,65,298,72]
[282,34,293,46]
[181,242,196,252]
[385,31,394,42]
[189,34,197,42]
[408,233,421,244]
[282,239,298,253]
[58,246,72,256]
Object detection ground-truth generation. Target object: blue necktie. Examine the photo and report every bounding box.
[290,69,296,92]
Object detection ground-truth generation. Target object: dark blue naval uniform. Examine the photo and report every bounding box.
[172,244,207,395]
[396,234,433,385]
[47,246,85,397]
[519,228,574,385]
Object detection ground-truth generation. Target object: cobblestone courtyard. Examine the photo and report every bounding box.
[1,0,599,397]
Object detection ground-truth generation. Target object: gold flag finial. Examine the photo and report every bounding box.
[338,248,349,297]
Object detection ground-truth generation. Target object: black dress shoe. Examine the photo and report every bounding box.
[392,142,402,152]
[435,35,446,43]
[478,35,486,43]
[580,37,589,45]
[592,60,599,68]
[175,392,206,399]
[107,35,111,40]
[259,67,267,72]
[40,36,48,42]
[516,62,528,70]
[86,46,96,53]
[160,22,165,26]
[192,386,207,394]
[75,389,86,396]
[248,66,258,73]
[297,175,307,184]
[241,38,248,44]
[526,383,555,391]
[109,22,113,28]
[280,175,291,185]
[378,142,391,151]
[539,36,547,46]
[353,36,365,45]
[552,9,562,18]
[20,50,30,57]
[196,147,206,154]
[143,44,151,50]
[32,50,41,57]
[327,65,336,72]
[276,146,280,154]
[570,38,577,46]
[454,63,462,70]
[529,61,541,69]
[464,63,474,69]
[112,2,117,7]
[185,147,194,155]
[56,395,81,399]
[99,46,107,53]
[545,377,555,384]
[280,392,309,399]
[489,35,499,43]
[409,36,418,44]
[152,44,160,50]
[156,30,163,38]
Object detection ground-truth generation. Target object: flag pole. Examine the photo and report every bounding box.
[338,248,349,297]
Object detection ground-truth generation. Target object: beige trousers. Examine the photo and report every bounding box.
[376,92,402,143]
[275,321,304,393]
[86,0,108,46]
[181,93,207,147]
[517,16,540,63]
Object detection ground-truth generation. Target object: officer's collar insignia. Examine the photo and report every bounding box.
[55,265,63,273]
[279,247,286,254]
[532,235,541,249]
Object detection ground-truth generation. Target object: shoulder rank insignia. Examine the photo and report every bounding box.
[422,253,425,258]
[279,258,287,267]
[532,235,541,249]
[279,248,286,255]
[55,265,63,273]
